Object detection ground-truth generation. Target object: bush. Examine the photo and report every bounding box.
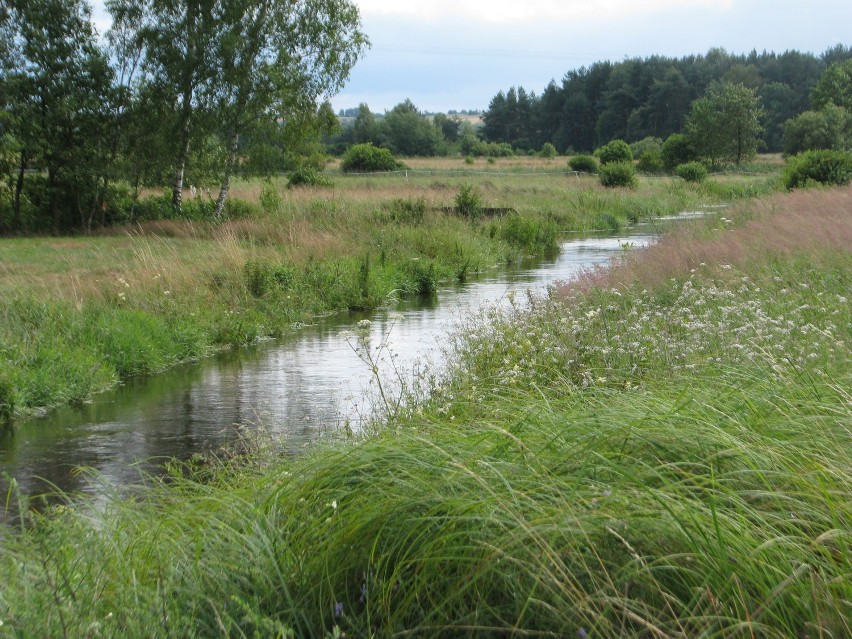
[662,133,699,172]
[637,149,664,174]
[287,166,333,188]
[782,150,852,189]
[223,198,262,219]
[599,162,638,189]
[630,136,663,158]
[596,139,633,165]
[454,184,483,218]
[340,143,401,173]
[568,154,598,173]
[675,161,708,183]
[539,142,557,158]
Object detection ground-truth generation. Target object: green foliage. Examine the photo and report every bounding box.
[223,198,261,220]
[539,142,557,158]
[381,100,441,156]
[258,182,283,214]
[461,134,515,158]
[598,161,638,188]
[454,184,483,218]
[637,148,664,174]
[497,213,559,254]
[782,104,852,155]
[811,59,852,110]
[629,136,663,158]
[340,143,401,173]
[675,161,708,183]
[244,259,295,297]
[782,149,852,189]
[568,154,599,173]
[386,197,426,225]
[287,166,333,188]
[661,133,699,172]
[595,139,633,165]
[686,81,765,166]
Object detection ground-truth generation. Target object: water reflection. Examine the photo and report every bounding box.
[0,231,655,502]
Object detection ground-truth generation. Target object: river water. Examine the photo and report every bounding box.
[0,230,657,504]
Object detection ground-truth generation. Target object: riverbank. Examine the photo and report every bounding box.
[0,166,772,419]
[1,185,849,637]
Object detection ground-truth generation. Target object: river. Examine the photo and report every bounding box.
[0,229,657,505]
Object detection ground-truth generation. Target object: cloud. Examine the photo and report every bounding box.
[355,0,730,23]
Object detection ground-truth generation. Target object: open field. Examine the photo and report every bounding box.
[0,165,779,418]
[1,184,849,637]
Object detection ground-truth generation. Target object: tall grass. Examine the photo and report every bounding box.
[0,171,762,417]
[1,185,849,637]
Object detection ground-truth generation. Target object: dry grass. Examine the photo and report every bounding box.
[563,185,852,293]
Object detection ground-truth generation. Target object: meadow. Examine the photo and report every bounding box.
[1,176,849,637]
[0,158,776,418]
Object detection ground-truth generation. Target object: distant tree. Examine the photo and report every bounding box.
[811,60,852,110]
[759,82,798,152]
[432,113,461,143]
[782,104,852,155]
[686,81,764,166]
[351,103,377,144]
[382,100,440,156]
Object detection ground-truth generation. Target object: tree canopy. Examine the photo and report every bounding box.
[0,0,366,231]
[480,47,851,153]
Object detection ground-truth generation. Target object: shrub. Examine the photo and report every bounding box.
[662,133,699,172]
[630,136,663,158]
[675,161,708,183]
[596,139,633,165]
[637,149,664,174]
[287,166,333,188]
[539,142,557,158]
[599,162,638,189]
[568,154,598,173]
[782,150,852,189]
[455,184,483,218]
[340,143,400,173]
[223,198,262,219]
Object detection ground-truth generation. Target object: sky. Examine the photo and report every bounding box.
[91,0,852,114]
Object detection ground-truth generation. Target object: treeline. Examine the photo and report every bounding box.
[481,46,852,153]
[0,0,366,233]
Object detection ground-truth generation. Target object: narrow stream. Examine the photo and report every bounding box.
[1,230,657,503]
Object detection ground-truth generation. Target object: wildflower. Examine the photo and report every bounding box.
[357,319,371,329]
[388,312,405,321]
[334,602,344,617]
[331,500,338,510]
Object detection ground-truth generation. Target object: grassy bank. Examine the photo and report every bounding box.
[0,164,775,418]
[1,185,849,637]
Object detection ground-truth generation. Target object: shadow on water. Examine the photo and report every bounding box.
[1,228,662,512]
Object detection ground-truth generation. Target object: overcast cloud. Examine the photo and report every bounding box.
[90,0,851,113]
[336,0,851,113]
